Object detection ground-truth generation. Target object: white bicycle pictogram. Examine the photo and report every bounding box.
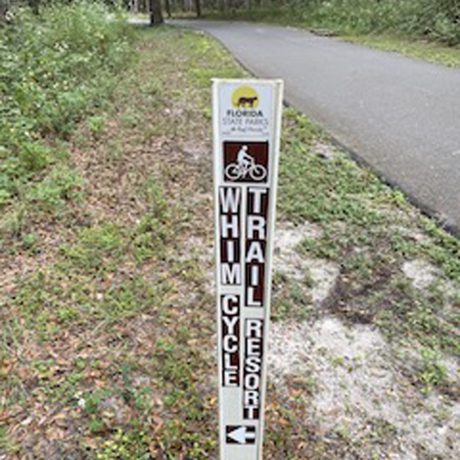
[225,145,267,181]
[225,161,267,181]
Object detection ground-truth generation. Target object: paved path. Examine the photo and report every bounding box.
[173,20,460,234]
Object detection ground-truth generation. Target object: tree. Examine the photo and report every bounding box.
[195,0,201,17]
[149,0,163,25]
[28,0,40,15]
[0,0,8,21]
[165,0,172,18]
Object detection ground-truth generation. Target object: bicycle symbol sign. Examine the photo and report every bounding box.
[223,141,269,183]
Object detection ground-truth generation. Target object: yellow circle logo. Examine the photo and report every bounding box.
[232,86,259,108]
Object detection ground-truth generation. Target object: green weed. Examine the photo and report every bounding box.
[0,426,19,455]
[25,165,84,214]
[272,273,312,322]
[61,223,124,271]
[418,347,448,394]
[99,276,170,322]
[88,115,106,137]
[132,178,172,263]
[97,428,150,460]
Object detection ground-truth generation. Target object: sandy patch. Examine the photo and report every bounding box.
[402,259,438,289]
[274,222,339,305]
[312,140,338,161]
[268,317,460,459]
[275,221,322,253]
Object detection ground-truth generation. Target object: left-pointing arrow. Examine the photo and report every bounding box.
[226,426,256,445]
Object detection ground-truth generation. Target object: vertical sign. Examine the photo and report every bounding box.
[213,79,284,459]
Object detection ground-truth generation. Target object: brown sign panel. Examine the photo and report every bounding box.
[221,295,241,387]
[243,319,264,420]
[245,188,269,307]
[223,142,269,184]
[219,187,242,286]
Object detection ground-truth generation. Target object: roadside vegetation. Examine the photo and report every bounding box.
[0,4,459,459]
[0,1,132,213]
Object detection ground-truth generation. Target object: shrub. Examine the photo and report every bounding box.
[0,1,133,207]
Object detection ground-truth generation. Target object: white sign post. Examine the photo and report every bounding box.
[212,79,284,459]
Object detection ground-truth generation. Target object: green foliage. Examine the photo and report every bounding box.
[97,428,150,460]
[25,165,84,213]
[0,1,132,207]
[309,0,460,46]
[99,276,171,321]
[418,347,448,394]
[132,177,172,262]
[61,223,124,271]
[87,115,106,137]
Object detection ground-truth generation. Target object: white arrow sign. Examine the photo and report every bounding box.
[213,79,284,460]
[226,426,257,445]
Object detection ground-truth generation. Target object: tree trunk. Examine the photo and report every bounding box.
[28,0,40,15]
[165,0,172,18]
[195,0,201,17]
[0,0,8,20]
[149,0,163,25]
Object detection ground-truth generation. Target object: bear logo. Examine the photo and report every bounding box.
[237,96,259,108]
[232,86,260,109]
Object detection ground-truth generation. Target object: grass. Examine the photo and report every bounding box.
[272,272,313,322]
[343,33,460,67]
[418,347,449,395]
[0,19,459,460]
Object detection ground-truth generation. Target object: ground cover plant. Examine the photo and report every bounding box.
[0,16,459,460]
